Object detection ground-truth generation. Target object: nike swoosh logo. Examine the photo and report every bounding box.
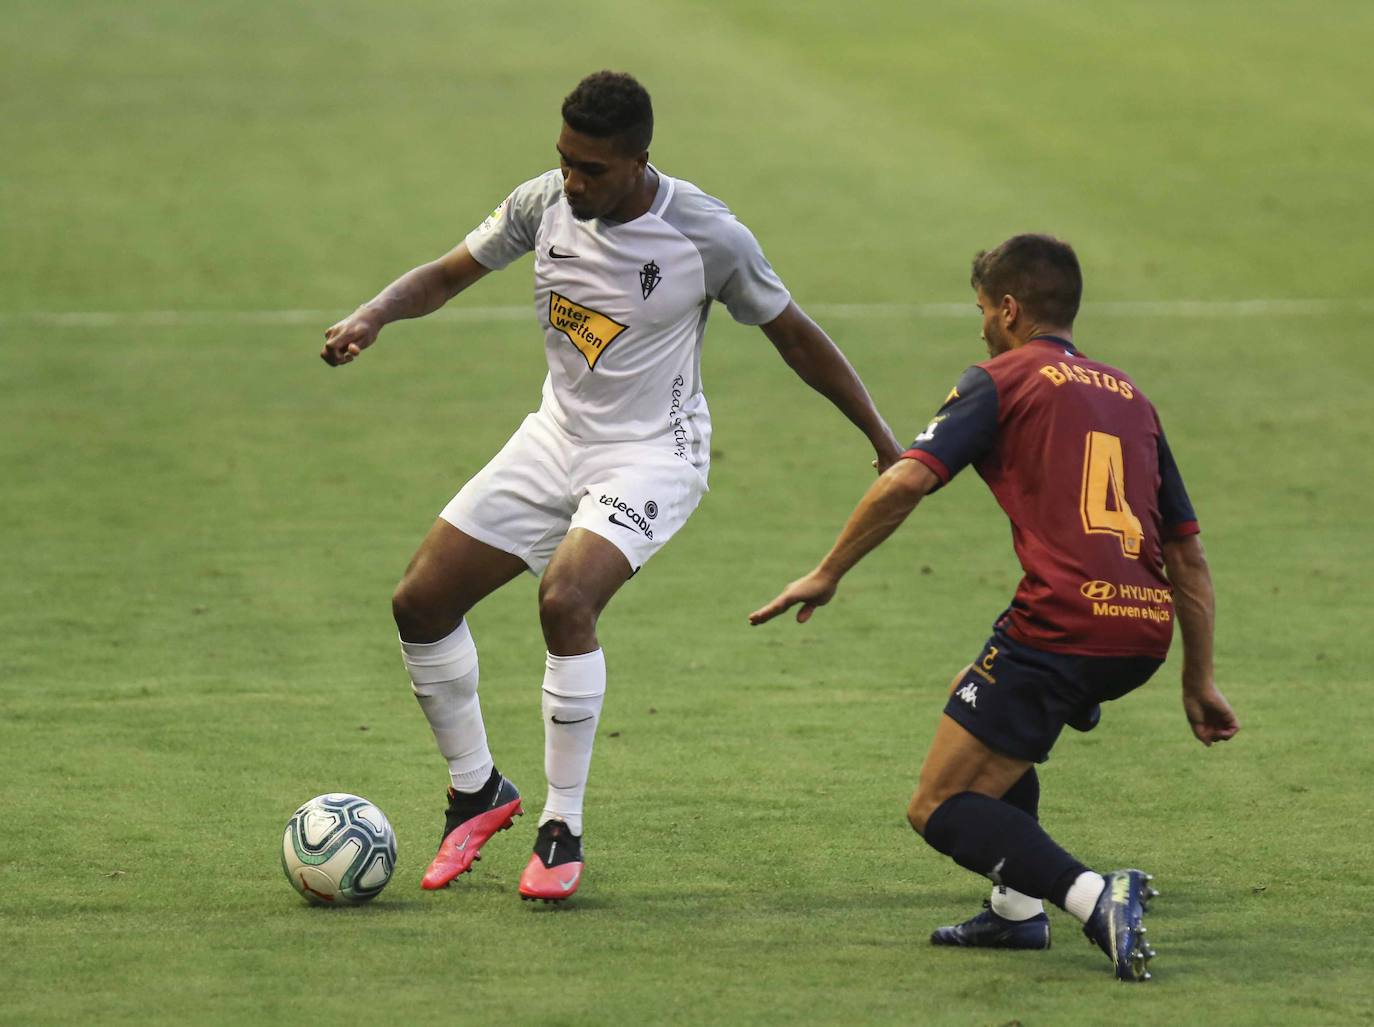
[557,869,581,890]
[551,715,594,725]
[548,246,579,259]
[452,830,473,852]
[608,512,639,532]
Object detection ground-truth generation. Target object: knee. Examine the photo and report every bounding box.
[391,579,427,639]
[906,789,946,836]
[392,576,458,643]
[538,581,597,639]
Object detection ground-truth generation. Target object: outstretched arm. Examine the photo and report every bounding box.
[1163,534,1239,745]
[749,459,938,625]
[321,243,492,366]
[760,302,904,472]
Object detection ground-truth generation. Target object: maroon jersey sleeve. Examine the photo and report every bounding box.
[901,366,998,488]
[1156,426,1199,538]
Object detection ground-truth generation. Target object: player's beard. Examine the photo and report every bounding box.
[985,322,1013,357]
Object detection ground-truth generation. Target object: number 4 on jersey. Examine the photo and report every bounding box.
[1079,430,1143,558]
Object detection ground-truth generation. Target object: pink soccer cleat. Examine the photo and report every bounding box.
[518,819,583,903]
[420,771,522,890]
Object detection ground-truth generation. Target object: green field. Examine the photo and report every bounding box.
[4,1,1374,1024]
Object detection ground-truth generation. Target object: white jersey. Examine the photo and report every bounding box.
[464,168,791,463]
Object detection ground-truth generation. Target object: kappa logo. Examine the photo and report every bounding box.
[1080,580,1118,601]
[549,292,628,370]
[640,259,662,299]
[955,682,979,708]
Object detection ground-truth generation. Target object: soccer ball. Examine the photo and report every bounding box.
[281,793,397,905]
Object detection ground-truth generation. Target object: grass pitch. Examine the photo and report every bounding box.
[4,2,1374,1024]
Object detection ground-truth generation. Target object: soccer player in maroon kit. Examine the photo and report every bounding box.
[750,234,1239,981]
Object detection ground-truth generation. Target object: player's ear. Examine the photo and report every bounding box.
[1001,294,1019,327]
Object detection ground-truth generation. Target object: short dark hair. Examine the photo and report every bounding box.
[562,71,653,155]
[970,234,1083,327]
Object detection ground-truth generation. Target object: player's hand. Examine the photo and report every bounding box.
[871,439,905,474]
[748,570,838,626]
[321,309,382,366]
[1182,684,1240,746]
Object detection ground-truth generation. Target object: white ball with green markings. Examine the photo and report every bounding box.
[281,793,396,905]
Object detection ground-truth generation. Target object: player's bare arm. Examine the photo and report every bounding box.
[1163,534,1239,746]
[321,243,492,366]
[748,458,938,625]
[760,302,904,471]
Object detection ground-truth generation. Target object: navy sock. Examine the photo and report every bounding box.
[1000,768,1039,820]
[923,791,1087,905]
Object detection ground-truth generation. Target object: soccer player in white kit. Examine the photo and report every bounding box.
[322,72,902,902]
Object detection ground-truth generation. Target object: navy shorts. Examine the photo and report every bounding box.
[942,627,1163,763]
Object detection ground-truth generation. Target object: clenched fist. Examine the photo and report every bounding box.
[321,310,382,366]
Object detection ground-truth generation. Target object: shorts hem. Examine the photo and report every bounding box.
[941,705,1047,764]
[573,521,644,574]
[439,512,541,575]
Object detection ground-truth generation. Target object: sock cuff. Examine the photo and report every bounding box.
[1049,864,1093,910]
[921,792,972,851]
[400,619,473,656]
[401,620,477,683]
[543,649,606,699]
[545,648,604,668]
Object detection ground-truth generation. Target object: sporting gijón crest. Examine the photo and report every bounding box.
[639,260,662,300]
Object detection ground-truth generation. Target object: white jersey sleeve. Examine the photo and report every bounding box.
[712,220,792,325]
[464,170,564,271]
[658,186,791,325]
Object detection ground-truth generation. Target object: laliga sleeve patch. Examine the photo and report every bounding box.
[475,197,509,235]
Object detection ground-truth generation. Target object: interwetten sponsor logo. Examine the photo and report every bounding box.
[549,292,628,370]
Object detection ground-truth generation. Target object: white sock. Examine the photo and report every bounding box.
[990,885,1045,921]
[401,620,494,793]
[538,649,606,837]
[1064,870,1107,923]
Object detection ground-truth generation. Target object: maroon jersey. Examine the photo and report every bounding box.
[903,336,1198,658]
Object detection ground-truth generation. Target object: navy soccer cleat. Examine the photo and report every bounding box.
[1082,869,1159,981]
[930,901,1052,949]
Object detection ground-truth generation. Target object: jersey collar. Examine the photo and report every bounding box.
[1029,334,1079,356]
[599,164,672,227]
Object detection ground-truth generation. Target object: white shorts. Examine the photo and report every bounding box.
[440,410,710,575]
